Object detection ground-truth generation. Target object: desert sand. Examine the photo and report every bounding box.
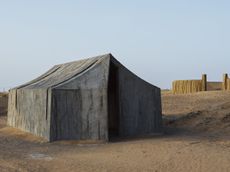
[1,91,230,172]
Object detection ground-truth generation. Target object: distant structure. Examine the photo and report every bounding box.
[222,73,230,90]
[172,74,208,94]
[0,93,8,116]
[7,54,162,142]
[172,74,229,94]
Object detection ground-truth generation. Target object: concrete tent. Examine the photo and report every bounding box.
[7,54,162,142]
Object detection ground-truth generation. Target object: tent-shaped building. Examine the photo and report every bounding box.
[7,54,162,142]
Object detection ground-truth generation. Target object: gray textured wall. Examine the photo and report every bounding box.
[113,59,162,137]
[50,57,110,141]
[7,88,51,140]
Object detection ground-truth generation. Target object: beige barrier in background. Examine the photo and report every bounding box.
[172,74,207,94]
[223,74,230,91]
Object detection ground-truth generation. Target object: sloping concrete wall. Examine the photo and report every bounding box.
[112,58,163,137]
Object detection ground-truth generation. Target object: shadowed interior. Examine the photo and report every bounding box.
[108,61,120,139]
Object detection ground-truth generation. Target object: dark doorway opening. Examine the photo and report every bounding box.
[108,61,120,140]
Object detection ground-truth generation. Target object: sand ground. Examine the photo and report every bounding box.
[1,91,230,172]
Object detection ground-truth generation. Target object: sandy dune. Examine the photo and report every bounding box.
[162,91,230,137]
[0,91,230,172]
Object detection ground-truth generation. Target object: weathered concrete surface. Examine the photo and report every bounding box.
[8,54,162,142]
[7,89,51,140]
[112,58,162,137]
[50,57,110,141]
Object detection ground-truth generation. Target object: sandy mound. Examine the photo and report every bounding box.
[162,91,230,137]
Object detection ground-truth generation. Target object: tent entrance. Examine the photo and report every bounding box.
[108,62,119,140]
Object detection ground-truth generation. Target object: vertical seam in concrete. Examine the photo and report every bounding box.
[46,89,49,120]
[15,89,18,110]
[98,121,101,140]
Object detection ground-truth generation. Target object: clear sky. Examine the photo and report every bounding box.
[0,0,230,90]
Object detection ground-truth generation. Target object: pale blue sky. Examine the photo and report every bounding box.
[0,0,230,90]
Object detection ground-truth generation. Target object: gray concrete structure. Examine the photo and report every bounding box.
[7,54,162,142]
